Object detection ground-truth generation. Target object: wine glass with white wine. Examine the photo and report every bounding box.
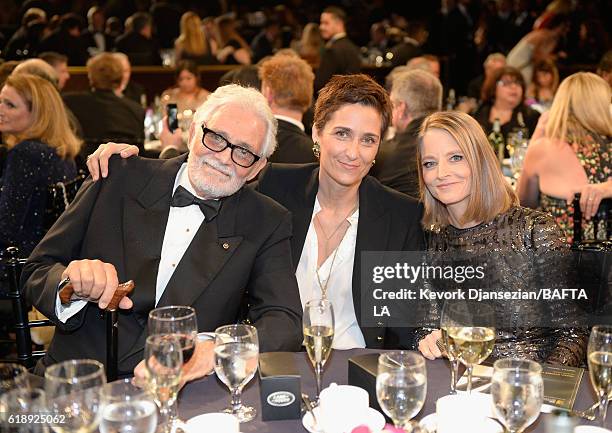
[491,358,543,433]
[303,298,334,404]
[144,334,184,433]
[588,325,612,427]
[214,324,260,423]
[445,301,496,394]
[376,351,427,432]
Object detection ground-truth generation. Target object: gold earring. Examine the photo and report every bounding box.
[372,159,376,165]
[312,142,320,159]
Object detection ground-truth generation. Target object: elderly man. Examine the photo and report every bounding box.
[371,69,442,198]
[22,84,303,378]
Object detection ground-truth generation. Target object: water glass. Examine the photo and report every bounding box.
[44,359,106,433]
[100,378,158,433]
[440,302,460,394]
[587,325,612,427]
[491,359,543,433]
[148,306,198,364]
[376,351,427,432]
[214,324,259,423]
[303,298,335,404]
[0,388,48,433]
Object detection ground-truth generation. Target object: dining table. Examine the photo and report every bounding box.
[178,348,610,432]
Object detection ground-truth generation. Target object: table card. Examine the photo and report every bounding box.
[258,352,301,421]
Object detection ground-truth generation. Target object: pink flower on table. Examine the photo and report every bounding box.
[351,424,407,433]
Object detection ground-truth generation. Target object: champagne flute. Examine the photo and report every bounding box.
[440,302,460,394]
[303,298,334,404]
[445,302,495,394]
[491,359,543,433]
[214,324,259,423]
[148,306,198,364]
[376,351,427,432]
[44,359,106,433]
[0,363,28,395]
[587,325,612,427]
[144,334,184,433]
[100,378,158,433]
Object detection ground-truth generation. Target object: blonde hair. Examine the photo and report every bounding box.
[545,72,612,143]
[417,111,518,228]
[176,11,208,56]
[259,54,314,113]
[3,74,81,159]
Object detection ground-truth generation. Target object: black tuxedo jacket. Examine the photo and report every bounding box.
[256,163,424,349]
[22,155,303,374]
[269,119,317,165]
[115,32,162,66]
[314,36,362,92]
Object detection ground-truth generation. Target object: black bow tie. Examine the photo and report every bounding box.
[171,186,221,221]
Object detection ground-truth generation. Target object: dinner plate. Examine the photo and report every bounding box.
[302,406,385,433]
[419,413,503,433]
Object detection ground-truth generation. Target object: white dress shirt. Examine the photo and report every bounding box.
[56,163,206,322]
[295,197,365,349]
[274,114,305,132]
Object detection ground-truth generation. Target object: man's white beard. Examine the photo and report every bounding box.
[187,152,246,199]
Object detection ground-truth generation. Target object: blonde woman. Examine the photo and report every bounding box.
[518,72,612,242]
[416,111,586,367]
[175,11,216,65]
[295,23,323,66]
[215,15,251,65]
[0,73,81,256]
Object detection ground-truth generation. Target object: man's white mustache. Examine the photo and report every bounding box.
[197,156,234,177]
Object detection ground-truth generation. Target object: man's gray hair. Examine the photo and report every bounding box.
[484,52,506,67]
[193,84,278,158]
[391,69,442,118]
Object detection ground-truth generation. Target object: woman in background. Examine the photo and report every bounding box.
[525,59,559,112]
[416,111,587,367]
[174,11,217,65]
[215,15,251,65]
[0,73,80,256]
[517,72,611,243]
[294,23,323,66]
[161,60,210,117]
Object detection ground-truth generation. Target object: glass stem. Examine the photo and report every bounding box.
[449,359,459,394]
[315,362,323,403]
[466,364,474,394]
[599,391,609,427]
[231,387,243,414]
[167,399,179,425]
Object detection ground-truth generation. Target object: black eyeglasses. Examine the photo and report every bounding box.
[201,125,261,168]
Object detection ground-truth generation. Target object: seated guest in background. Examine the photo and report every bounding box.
[3,7,47,61]
[23,84,303,377]
[293,22,323,67]
[371,69,442,198]
[161,60,210,119]
[388,20,428,68]
[39,52,71,90]
[258,53,317,164]
[115,12,162,66]
[314,7,361,92]
[416,111,587,367]
[464,53,506,111]
[517,72,612,243]
[251,18,281,64]
[175,11,217,65]
[215,15,252,65]
[63,52,145,157]
[87,74,424,350]
[12,59,60,89]
[82,6,113,56]
[597,50,612,88]
[38,13,89,67]
[525,59,559,113]
[406,55,440,79]
[113,52,145,105]
[0,74,80,257]
[472,66,540,155]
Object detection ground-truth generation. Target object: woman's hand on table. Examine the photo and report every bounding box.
[578,180,612,220]
[87,142,139,181]
[418,329,443,360]
[134,339,215,389]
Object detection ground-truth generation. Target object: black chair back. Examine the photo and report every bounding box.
[44,171,87,231]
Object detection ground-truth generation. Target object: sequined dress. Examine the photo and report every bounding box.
[539,133,611,243]
[424,206,588,367]
[0,140,77,257]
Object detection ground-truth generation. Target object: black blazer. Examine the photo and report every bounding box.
[314,36,362,92]
[270,119,317,165]
[256,163,425,349]
[115,32,162,66]
[22,155,303,374]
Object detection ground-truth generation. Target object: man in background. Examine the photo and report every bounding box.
[39,51,70,90]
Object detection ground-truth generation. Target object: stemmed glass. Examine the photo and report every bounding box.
[148,306,198,365]
[100,378,158,433]
[0,363,28,395]
[376,351,427,433]
[445,302,496,393]
[303,298,335,404]
[44,359,106,433]
[144,334,184,433]
[587,325,612,426]
[440,302,460,394]
[1,388,48,433]
[214,324,260,423]
[491,359,543,433]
